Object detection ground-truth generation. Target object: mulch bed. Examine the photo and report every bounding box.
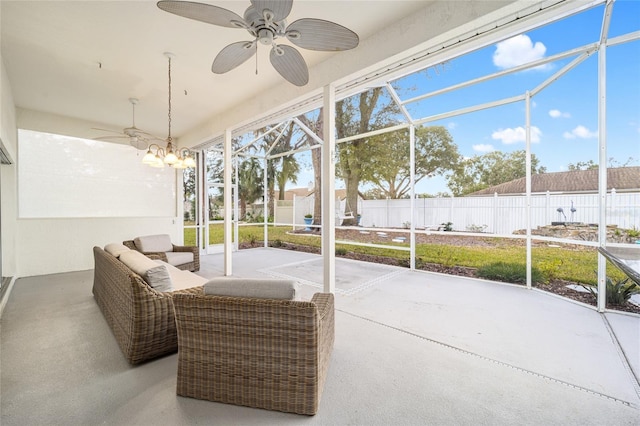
[241,228,640,315]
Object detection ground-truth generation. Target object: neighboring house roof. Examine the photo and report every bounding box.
[283,187,347,200]
[469,166,640,196]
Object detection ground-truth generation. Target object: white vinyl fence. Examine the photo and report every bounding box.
[290,190,640,235]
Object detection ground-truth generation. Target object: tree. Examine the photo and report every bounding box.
[361,126,460,199]
[273,123,300,201]
[447,150,547,196]
[297,111,323,226]
[336,88,399,225]
[260,122,300,219]
[567,157,637,170]
[567,160,598,171]
[237,157,263,219]
[182,166,196,221]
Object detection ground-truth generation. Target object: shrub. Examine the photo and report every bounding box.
[581,277,640,305]
[441,222,453,231]
[271,239,283,248]
[335,247,347,256]
[304,213,313,219]
[244,233,258,246]
[536,258,563,283]
[627,227,640,238]
[477,262,544,285]
[466,224,487,233]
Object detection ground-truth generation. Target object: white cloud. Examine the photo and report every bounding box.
[549,109,571,118]
[472,144,494,152]
[491,126,541,144]
[493,35,549,70]
[563,125,598,139]
[447,122,457,130]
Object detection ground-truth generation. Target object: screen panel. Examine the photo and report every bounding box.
[18,129,176,218]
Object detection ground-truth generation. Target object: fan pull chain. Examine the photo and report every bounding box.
[255,40,258,75]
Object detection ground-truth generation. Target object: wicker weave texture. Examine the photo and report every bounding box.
[92,246,203,364]
[173,292,335,415]
[123,240,200,272]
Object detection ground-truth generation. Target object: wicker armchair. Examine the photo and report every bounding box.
[123,235,199,272]
[172,292,335,415]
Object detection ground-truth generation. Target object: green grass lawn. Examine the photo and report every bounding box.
[183,223,623,285]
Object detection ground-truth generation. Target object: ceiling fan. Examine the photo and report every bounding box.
[92,98,162,150]
[157,0,359,86]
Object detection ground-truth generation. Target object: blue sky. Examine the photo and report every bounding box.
[408,0,640,195]
[272,1,640,196]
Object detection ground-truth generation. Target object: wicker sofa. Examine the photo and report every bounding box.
[92,245,206,364]
[172,290,335,415]
[123,234,199,272]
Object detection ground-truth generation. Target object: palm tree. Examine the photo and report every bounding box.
[237,157,263,220]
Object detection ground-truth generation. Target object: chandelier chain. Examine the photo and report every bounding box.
[167,55,172,142]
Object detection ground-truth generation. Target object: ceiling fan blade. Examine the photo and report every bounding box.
[127,127,164,141]
[270,45,308,87]
[157,1,245,28]
[250,0,292,22]
[91,127,122,135]
[286,18,359,51]
[212,41,256,74]
[93,135,129,142]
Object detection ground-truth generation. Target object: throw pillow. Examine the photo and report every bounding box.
[104,243,130,258]
[145,265,173,292]
[204,277,298,300]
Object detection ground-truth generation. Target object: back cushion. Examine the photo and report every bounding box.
[104,243,130,258]
[119,250,158,276]
[204,278,298,300]
[134,234,173,253]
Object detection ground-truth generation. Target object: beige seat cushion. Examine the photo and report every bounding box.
[153,260,206,291]
[204,277,298,300]
[134,234,173,253]
[165,251,194,267]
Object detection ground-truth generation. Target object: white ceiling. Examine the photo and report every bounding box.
[1,0,435,140]
[3,1,578,147]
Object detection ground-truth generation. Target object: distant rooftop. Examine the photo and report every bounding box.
[469,167,640,196]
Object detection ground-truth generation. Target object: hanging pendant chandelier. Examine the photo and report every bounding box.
[142,52,196,169]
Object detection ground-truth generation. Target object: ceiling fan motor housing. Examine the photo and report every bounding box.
[244,6,286,45]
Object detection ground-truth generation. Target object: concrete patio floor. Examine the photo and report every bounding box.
[2,247,639,425]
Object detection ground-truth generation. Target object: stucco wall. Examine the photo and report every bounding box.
[8,108,185,277]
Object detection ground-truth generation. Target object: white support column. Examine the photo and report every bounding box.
[322,84,336,294]
[224,128,233,276]
[597,42,607,313]
[263,157,268,247]
[234,157,239,252]
[525,91,532,289]
[200,151,209,254]
[409,125,416,270]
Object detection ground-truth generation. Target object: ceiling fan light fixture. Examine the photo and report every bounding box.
[258,28,273,45]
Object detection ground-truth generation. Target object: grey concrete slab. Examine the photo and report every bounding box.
[2,247,639,425]
[227,248,640,404]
